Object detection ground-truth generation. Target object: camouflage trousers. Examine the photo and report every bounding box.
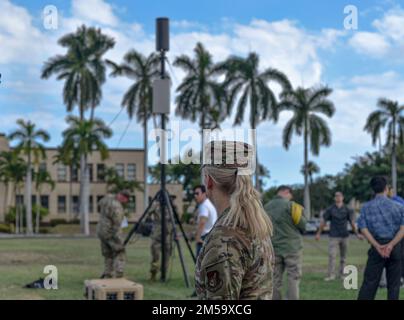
[150,235,173,276]
[100,237,126,278]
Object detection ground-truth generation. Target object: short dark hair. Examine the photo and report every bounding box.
[276,185,292,194]
[370,176,387,194]
[193,185,206,193]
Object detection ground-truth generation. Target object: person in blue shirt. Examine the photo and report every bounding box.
[357,177,404,300]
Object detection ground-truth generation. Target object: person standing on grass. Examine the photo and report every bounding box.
[264,185,306,300]
[97,190,130,278]
[193,185,217,257]
[379,187,404,288]
[357,176,404,300]
[316,191,362,281]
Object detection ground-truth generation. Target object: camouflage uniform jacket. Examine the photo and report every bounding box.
[97,194,124,240]
[195,208,274,300]
[149,202,173,241]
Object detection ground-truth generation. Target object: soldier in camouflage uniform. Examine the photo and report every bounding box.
[97,190,130,278]
[149,197,174,281]
[195,141,274,300]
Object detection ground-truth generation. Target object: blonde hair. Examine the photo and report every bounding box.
[202,162,273,240]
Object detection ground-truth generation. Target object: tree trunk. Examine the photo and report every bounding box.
[90,106,95,122]
[252,127,261,192]
[304,121,311,218]
[35,192,40,234]
[14,186,18,234]
[391,139,397,196]
[378,130,383,152]
[201,112,208,153]
[25,155,33,235]
[79,154,90,235]
[69,165,73,221]
[143,117,149,213]
[390,116,398,196]
[80,154,90,235]
[4,182,9,217]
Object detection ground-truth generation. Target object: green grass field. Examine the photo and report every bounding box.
[0,236,403,300]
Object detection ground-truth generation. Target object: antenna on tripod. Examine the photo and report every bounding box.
[124,18,195,287]
[155,17,170,282]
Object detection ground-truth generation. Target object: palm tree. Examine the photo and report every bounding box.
[0,151,26,231]
[8,120,50,234]
[174,42,228,152]
[300,161,320,185]
[107,50,159,214]
[280,86,335,218]
[14,161,26,234]
[218,52,292,191]
[364,98,404,195]
[62,115,112,235]
[41,25,115,120]
[53,146,80,220]
[33,169,55,233]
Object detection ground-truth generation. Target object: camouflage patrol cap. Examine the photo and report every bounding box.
[202,140,256,175]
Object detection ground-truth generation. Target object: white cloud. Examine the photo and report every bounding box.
[0,0,60,64]
[171,20,207,31]
[349,8,404,60]
[330,71,404,146]
[72,0,118,27]
[373,8,404,42]
[349,31,390,57]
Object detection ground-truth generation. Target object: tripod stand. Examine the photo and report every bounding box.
[123,188,196,287]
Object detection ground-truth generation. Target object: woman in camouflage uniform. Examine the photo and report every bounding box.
[195,141,274,300]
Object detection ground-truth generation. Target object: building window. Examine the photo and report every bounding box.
[127,164,136,181]
[57,164,67,182]
[58,196,66,214]
[39,162,47,173]
[32,195,37,206]
[40,195,49,210]
[71,166,79,182]
[72,196,79,214]
[97,164,105,182]
[127,196,136,213]
[115,163,124,178]
[89,196,93,213]
[87,163,93,182]
[16,195,24,206]
[97,195,104,213]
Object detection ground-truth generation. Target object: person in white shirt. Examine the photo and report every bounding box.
[193,185,218,257]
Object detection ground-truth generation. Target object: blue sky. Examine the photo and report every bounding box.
[1,0,404,187]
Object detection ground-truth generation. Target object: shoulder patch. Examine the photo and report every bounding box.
[206,270,223,292]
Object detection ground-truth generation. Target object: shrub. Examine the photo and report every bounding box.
[0,224,12,233]
[5,205,49,224]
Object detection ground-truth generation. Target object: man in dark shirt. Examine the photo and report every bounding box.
[357,177,404,300]
[316,191,362,281]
